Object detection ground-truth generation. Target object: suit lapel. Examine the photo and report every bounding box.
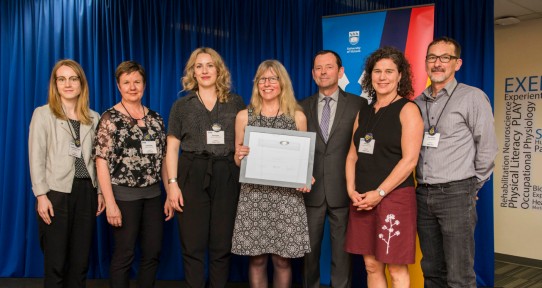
[57,115,94,144]
[57,117,72,136]
[80,121,93,142]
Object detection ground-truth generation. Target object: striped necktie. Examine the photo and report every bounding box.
[320,97,332,142]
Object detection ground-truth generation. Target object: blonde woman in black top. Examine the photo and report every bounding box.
[166,47,245,287]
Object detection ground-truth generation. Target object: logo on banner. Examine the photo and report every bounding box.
[349,31,360,45]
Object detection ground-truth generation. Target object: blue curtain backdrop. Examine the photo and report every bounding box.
[0,0,494,286]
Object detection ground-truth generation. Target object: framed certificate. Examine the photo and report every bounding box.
[240,126,316,189]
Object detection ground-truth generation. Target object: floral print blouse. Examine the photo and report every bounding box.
[95,107,166,188]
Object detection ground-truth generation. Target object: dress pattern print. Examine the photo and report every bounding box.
[231,111,311,258]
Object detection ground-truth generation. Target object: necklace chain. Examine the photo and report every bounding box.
[121,101,145,121]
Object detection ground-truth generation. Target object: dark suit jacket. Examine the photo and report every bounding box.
[301,89,364,208]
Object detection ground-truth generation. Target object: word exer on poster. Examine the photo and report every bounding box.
[500,99,542,210]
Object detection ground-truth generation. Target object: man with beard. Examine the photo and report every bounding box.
[414,37,497,288]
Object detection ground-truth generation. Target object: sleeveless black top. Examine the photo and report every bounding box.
[353,97,415,193]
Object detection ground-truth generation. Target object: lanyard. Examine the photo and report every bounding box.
[259,107,280,128]
[196,91,221,131]
[119,102,153,140]
[61,106,80,147]
[362,94,398,142]
[121,101,147,125]
[424,83,459,135]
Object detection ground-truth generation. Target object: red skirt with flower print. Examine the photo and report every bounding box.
[344,186,417,264]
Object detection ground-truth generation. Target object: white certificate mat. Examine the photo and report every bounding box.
[240,126,316,189]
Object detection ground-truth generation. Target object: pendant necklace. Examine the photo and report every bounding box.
[120,101,146,125]
[61,106,81,147]
[197,91,222,131]
[259,105,280,128]
[425,83,459,135]
[363,94,399,142]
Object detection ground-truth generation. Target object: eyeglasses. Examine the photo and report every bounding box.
[56,76,80,85]
[425,55,458,63]
[257,76,279,84]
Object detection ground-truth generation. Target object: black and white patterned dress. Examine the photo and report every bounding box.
[231,111,311,258]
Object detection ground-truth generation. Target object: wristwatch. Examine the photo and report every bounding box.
[377,187,386,197]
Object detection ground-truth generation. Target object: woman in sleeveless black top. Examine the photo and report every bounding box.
[344,47,424,287]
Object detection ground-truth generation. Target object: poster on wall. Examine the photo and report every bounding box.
[497,75,542,211]
[322,5,434,100]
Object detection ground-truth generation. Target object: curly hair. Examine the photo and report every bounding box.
[48,59,92,125]
[249,60,301,119]
[181,47,232,103]
[361,46,414,99]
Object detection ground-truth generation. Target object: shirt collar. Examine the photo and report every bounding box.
[422,79,458,101]
[184,91,200,101]
[318,89,340,103]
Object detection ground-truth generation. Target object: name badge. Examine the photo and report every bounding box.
[422,132,441,148]
[69,142,82,158]
[358,138,375,154]
[207,131,225,144]
[141,140,158,154]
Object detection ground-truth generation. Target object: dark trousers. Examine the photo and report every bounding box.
[303,203,351,288]
[177,152,240,288]
[38,178,97,288]
[110,196,163,288]
[416,177,478,288]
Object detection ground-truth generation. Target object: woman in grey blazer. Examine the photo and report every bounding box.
[28,59,105,288]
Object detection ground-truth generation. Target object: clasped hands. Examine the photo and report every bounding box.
[349,190,383,211]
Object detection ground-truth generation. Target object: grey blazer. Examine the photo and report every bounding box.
[301,89,364,207]
[29,104,100,196]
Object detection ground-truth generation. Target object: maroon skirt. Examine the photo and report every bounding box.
[344,186,417,264]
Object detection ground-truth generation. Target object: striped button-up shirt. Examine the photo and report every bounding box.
[414,79,498,185]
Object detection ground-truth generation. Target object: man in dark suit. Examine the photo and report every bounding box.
[301,50,363,288]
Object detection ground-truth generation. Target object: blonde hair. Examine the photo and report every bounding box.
[181,47,232,103]
[249,60,301,119]
[48,59,92,125]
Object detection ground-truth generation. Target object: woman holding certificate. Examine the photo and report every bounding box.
[166,47,245,287]
[232,60,311,287]
[344,47,423,287]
